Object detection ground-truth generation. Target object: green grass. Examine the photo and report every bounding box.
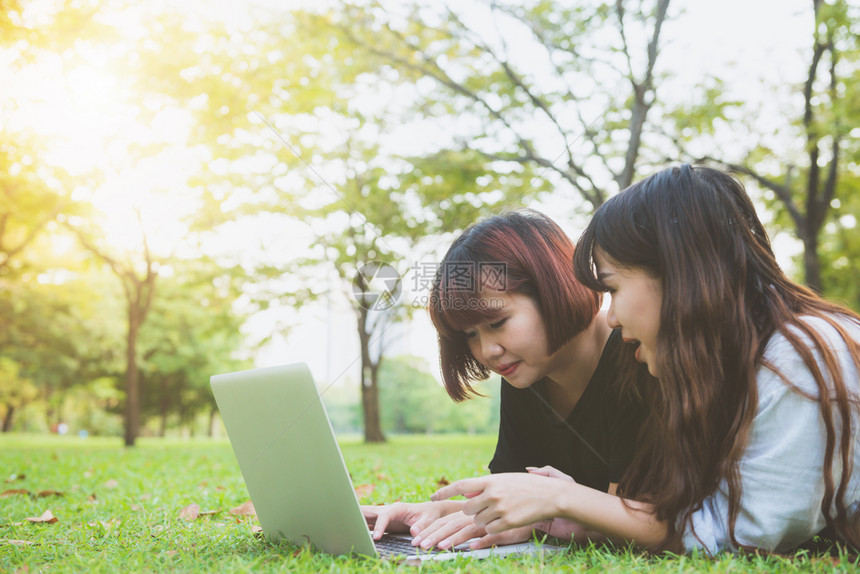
[0,433,855,573]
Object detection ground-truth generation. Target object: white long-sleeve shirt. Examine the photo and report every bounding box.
[682,315,860,554]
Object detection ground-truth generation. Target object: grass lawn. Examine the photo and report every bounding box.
[0,433,854,573]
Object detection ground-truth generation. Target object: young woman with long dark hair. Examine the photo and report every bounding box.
[433,165,860,553]
[362,209,647,551]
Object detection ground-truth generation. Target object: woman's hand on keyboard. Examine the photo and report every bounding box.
[361,500,463,541]
[412,510,533,550]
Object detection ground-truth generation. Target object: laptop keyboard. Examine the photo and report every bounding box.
[375,534,465,558]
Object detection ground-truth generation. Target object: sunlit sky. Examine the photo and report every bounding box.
[5,0,814,390]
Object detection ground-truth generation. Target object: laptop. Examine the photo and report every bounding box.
[210,363,567,561]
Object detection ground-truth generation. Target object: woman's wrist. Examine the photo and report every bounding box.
[553,479,587,524]
[553,482,668,549]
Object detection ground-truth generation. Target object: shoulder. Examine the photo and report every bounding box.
[764,314,860,357]
[758,313,860,401]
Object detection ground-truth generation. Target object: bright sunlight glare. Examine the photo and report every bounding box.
[5,2,204,257]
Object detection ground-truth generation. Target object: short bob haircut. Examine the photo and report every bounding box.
[429,208,601,401]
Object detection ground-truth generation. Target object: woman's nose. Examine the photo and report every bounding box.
[482,336,504,359]
[606,300,620,329]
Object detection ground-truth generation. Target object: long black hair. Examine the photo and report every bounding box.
[574,165,860,550]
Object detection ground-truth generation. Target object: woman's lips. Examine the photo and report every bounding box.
[497,361,520,376]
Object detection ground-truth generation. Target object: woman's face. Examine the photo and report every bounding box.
[464,291,552,388]
[594,249,663,377]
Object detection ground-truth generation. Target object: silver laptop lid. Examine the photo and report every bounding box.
[211,363,377,557]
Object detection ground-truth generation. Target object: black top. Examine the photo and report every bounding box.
[488,329,647,492]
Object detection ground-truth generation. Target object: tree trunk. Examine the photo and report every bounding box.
[158,379,169,437]
[208,407,217,438]
[124,309,141,447]
[358,306,385,443]
[361,364,385,442]
[797,0,831,296]
[2,405,14,432]
[66,224,157,448]
[616,0,670,190]
[44,386,56,430]
[803,232,823,294]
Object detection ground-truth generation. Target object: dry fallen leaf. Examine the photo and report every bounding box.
[26,510,58,524]
[436,476,450,487]
[104,479,119,489]
[37,490,64,498]
[5,474,25,483]
[0,489,30,498]
[199,509,219,517]
[179,503,200,521]
[229,501,256,517]
[354,483,376,498]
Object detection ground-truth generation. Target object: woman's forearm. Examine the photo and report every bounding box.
[556,482,670,550]
[433,473,675,551]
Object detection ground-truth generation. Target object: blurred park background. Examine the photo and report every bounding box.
[1,0,858,447]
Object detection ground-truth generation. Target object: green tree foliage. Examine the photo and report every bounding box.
[137,257,251,437]
[0,135,74,278]
[378,356,499,435]
[0,357,38,432]
[379,356,452,434]
[0,262,124,432]
[818,176,860,310]
[806,0,860,301]
[697,0,860,294]
[318,0,676,210]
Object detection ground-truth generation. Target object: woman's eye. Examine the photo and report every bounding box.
[489,318,507,329]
